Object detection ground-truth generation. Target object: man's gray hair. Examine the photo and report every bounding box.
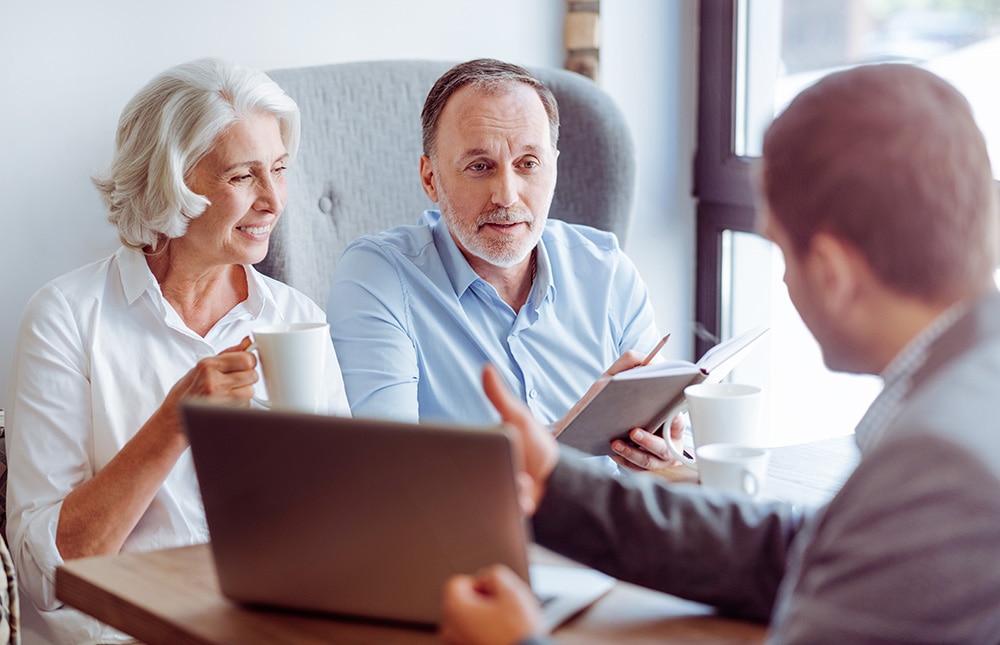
[421,58,559,158]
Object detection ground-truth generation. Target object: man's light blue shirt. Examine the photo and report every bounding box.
[328,210,661,426]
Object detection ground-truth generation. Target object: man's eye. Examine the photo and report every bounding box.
[522,159,539,169]
[272,165,287,176]
[468,163,489,172]
[230,173,253,184]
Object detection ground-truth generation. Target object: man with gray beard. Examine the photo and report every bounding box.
[328,59,675,470]
[439,64,1000,644]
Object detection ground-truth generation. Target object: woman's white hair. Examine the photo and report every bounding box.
[93,58,300,250]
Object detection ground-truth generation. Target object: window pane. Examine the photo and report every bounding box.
[724,0,1000,447]
[724,231,883,447]
[738,0,1000,178]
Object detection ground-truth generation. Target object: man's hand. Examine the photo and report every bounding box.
[555,349,687,473]
[439,564,544,645]
[610,413,687,471]
[483,365,559,516]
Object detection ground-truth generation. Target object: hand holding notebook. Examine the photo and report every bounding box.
[554,327,768,456]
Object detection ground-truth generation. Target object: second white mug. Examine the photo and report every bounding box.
[696,443,770,497]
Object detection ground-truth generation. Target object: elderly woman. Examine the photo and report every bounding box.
[5,58,349,643]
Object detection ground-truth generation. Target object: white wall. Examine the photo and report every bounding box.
[0,0,697,403]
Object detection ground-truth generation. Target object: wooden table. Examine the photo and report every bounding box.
[56,435,859,644]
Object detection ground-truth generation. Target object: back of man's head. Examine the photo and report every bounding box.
[762,64,998,301]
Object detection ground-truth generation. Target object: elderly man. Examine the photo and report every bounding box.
[329,58,676,469]
[439,64,1000,643]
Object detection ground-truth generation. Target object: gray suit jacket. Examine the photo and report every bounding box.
[532,291,1000,643]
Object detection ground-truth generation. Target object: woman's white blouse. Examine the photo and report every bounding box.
[5,246,348,643]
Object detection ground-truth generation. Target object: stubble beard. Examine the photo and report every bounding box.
[438,189,545,269]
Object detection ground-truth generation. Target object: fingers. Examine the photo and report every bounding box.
[177,344,259,403]
[483,364,536,431]
[439,574,478,644]
[611,427,681,471]
[603,349,645,377]
[442,573,477,603]
[669,412,687,441]
[482,364,559,508]
[439,565,543,645]
[515,472,538,516]
[215,337,257,373]
[477,564,529,598]
[154,338,260,440]
[221,336,254,354]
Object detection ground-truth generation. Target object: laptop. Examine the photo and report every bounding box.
[181,400,614,630]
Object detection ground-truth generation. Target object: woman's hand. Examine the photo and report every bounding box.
[155,337,260,438]
[56,337,260,560]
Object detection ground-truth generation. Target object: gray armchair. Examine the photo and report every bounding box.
[258,60,636,307]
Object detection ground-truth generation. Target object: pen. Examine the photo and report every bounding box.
[640,333,670,366]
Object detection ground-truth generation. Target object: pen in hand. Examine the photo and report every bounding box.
[640,334,670,366]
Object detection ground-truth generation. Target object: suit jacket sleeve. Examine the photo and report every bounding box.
[532,448,807,621]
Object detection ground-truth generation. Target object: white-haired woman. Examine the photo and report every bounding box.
[5,58,349,644]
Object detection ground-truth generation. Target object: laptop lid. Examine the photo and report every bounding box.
[182,400,531,627]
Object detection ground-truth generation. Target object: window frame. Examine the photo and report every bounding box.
[694,0,758,358]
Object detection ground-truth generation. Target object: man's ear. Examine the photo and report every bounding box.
[419,154,439,203]
[809,232,865,313]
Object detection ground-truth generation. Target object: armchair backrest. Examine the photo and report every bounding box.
[259,60,636,307]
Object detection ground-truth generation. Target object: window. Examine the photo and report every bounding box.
[695,0,1000,445]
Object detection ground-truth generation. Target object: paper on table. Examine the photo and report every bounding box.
[531,564,616,631]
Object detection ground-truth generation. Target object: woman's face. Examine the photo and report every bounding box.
[180,111,289,268]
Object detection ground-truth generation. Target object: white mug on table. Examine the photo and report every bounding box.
[696,443,770,497]
[249,322,328,413]
[667,382,763,468]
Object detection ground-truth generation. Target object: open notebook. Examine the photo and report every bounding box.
[181,401,613,630]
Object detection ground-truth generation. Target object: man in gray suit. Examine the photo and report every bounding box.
[438,64,1000,643]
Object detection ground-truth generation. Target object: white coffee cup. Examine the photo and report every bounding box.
[667,382,762,469]
[248,322,329,413]
[696,443,770,497]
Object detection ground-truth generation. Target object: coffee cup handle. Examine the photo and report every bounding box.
[245,341,272,409]
[741,469,760,497]
[664,405,697,469]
